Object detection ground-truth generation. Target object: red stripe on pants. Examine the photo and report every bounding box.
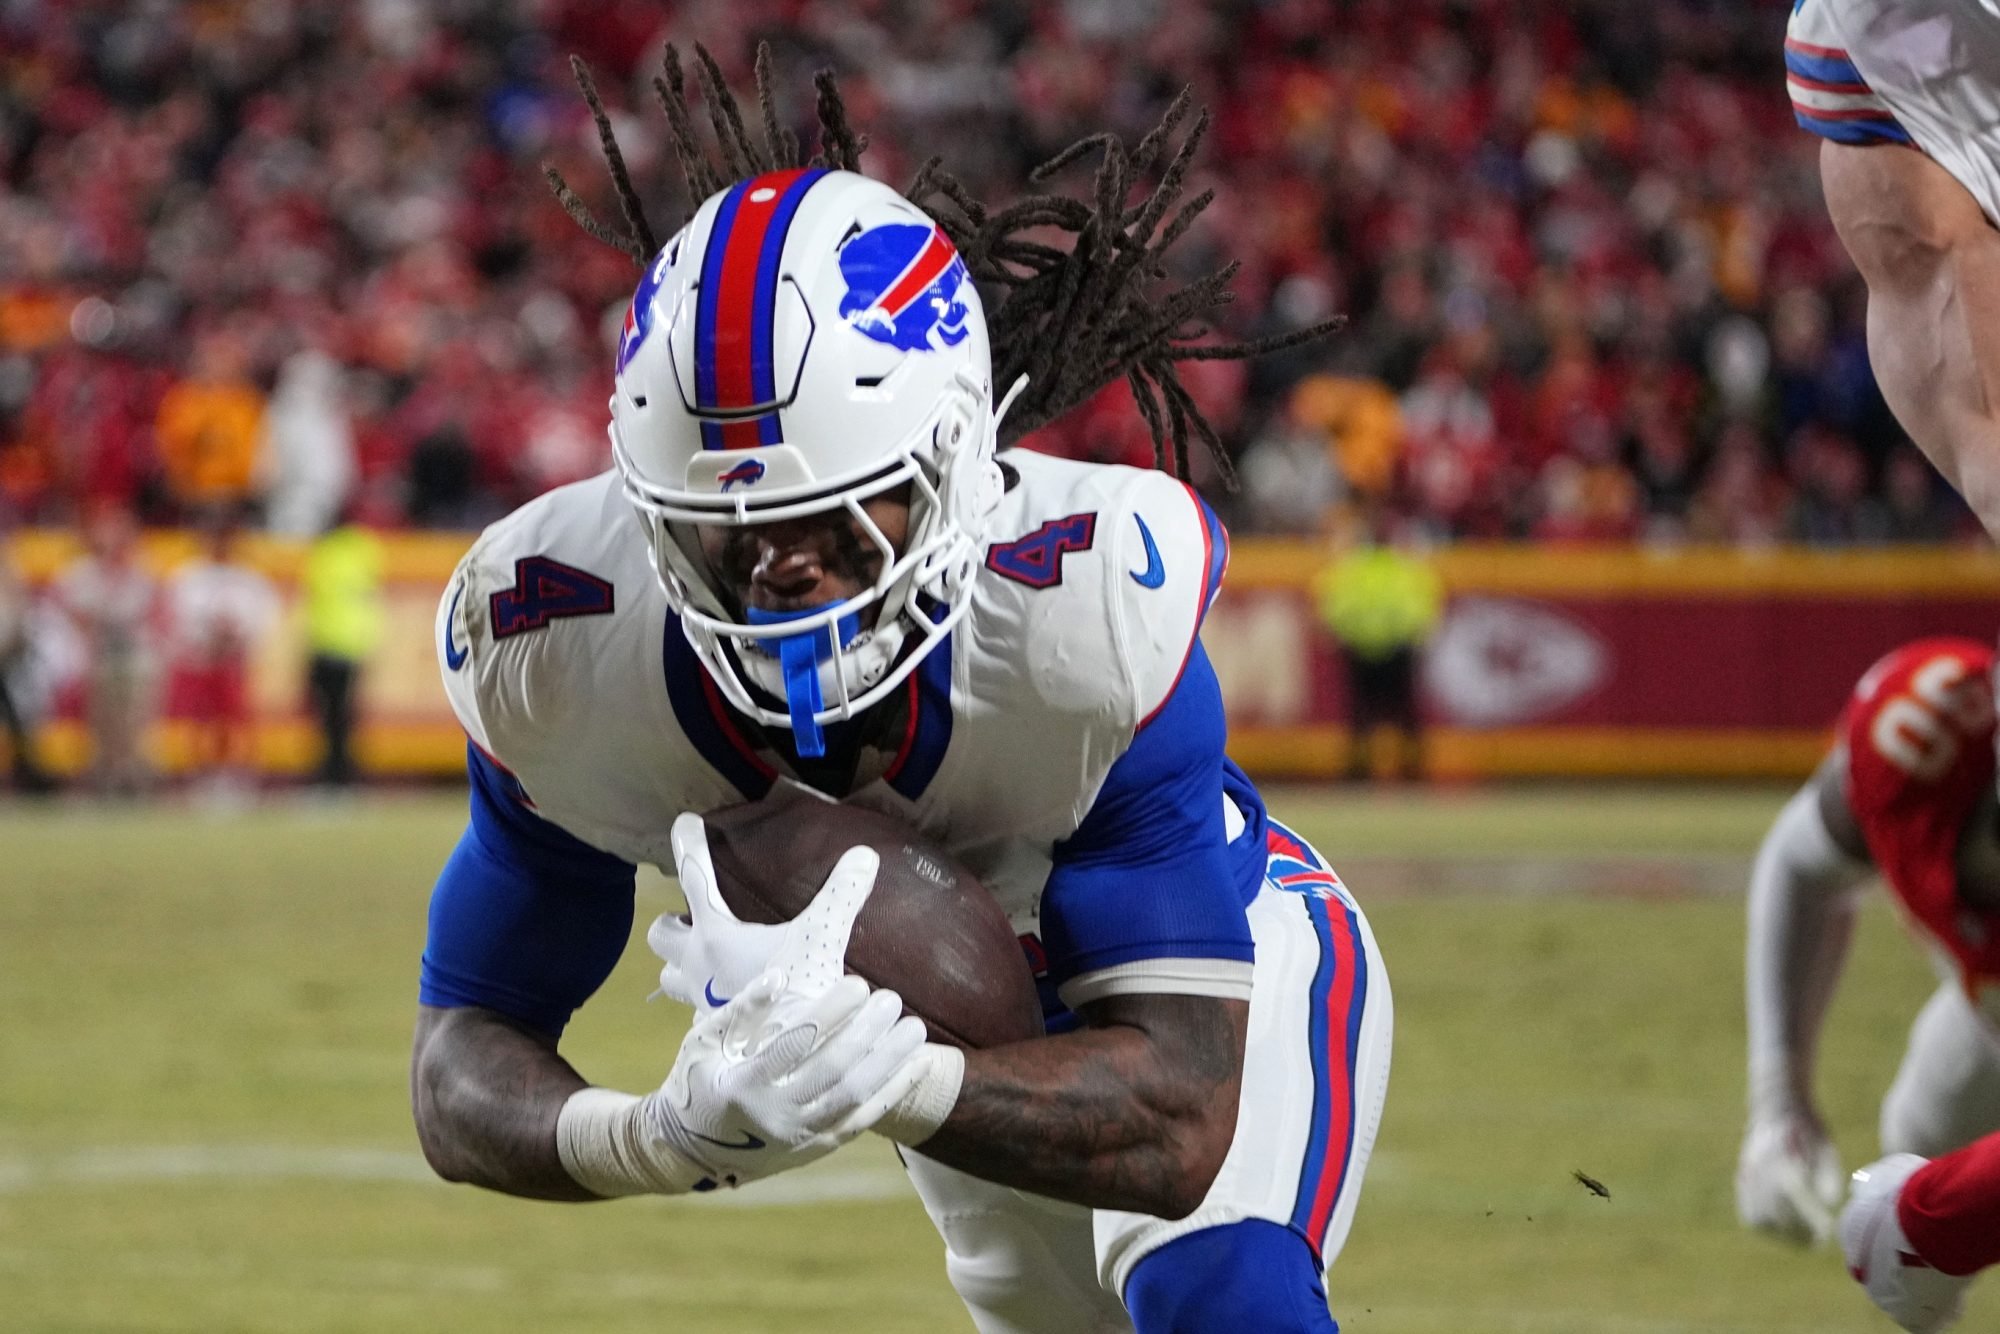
[1303,896,1357,1249]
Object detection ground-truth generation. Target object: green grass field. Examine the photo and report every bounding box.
[0,783,1968,1332]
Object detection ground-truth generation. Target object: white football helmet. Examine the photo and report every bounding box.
[609,168,1013,754]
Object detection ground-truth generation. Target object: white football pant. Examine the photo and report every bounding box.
[901,826,1392,1333]
[1881,982,2000,1159]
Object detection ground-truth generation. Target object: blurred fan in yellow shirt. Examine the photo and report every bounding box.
[1312,508,1442,781]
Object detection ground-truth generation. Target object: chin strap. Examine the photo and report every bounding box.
[744,606,861,758]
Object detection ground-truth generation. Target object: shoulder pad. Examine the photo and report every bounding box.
[1105,468,1229,724]
[979,455,1228,725]
[437,475,641,771]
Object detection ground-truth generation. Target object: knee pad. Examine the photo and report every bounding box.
[1124,1220,1338,1334]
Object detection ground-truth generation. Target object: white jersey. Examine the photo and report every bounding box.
[428,451,1394,1320]
[1788,0,2000,226]
[167,560,279,662]
[55,558,157,668]
[438,449,1252,1010]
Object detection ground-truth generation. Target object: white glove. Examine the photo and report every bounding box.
[557,838,929,1196]
[647,808,967,1150]
[1737,1109,1844,1245]
[655,969,928,1188]
[651,811,876,1016]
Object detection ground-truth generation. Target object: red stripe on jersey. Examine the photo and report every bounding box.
[1784,37,1852,59]
[1786,72,1873,95]
[1792,103,1901,122]
[1137,483,1217,731]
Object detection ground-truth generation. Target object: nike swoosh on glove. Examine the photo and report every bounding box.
[650,810,880,1018]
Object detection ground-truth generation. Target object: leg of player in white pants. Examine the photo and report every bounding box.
[900,1152,1131,1334]
[1881,982,2000,1159]
[902,823,1392,1332]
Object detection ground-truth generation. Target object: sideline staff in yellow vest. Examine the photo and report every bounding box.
[1312,512,1443,781]
[301,517,384,786]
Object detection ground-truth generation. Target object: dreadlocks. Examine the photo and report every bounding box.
[545,43,1341,485]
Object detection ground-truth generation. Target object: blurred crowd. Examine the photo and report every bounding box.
[0,0,1977,544]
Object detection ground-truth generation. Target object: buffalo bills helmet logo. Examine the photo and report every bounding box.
[718,459,767,491]
[837,223,970,352]
[618,243,677,373]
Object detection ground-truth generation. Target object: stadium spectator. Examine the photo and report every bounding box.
[52,502,159,796]
[1881,446,1962,543]
[259,349,356,540]
[300,512,383,788]
[154,330,266,517]
[0,0,1982,543]
[165,509,279,799]
[0,536,54,793]
[1237,404,1346,538]
[1313,508,1442,782]
[1292,374,1405,501]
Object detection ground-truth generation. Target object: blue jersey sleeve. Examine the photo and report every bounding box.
[418,745,638,1037]
[1041,642,1261,1004]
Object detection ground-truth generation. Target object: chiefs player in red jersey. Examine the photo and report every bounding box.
[1738,637,2000,1330]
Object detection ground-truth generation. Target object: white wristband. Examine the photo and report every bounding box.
[555,1087,707,1197]
[874,1044,966,1146]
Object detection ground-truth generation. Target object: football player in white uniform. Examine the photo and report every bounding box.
[409,49,1391,1334]
[1786,0,2000,535]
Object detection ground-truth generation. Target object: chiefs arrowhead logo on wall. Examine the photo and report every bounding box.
[1423,596,1610,728]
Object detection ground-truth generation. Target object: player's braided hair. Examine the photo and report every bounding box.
[546,43,1342,484]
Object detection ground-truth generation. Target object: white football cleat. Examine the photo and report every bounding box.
[1840,1154,1971,1333]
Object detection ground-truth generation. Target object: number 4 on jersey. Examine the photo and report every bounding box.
[985,513,1096,589]
[491,557,615,639]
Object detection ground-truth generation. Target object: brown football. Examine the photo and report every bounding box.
[701,785,1044,1050]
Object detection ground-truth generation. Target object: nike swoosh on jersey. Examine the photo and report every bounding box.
[1129,515,1165,588]
[703,978,730,1008]
[689,1128,767,1152]
[442,585,469,670]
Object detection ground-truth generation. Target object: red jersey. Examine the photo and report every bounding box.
[1842,638,2000,1010]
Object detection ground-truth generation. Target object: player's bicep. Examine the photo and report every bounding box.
[420,746,637,1038]
[1044,644,1254,1010]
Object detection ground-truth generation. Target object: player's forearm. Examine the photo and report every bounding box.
[409,1004,598,1201]
[1747,885,1857,1113]
[1745,789,1866,1115]
[917,994,1247,1219]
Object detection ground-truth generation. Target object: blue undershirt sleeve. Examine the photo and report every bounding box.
[418,745,638,1037]
[1041,643,1258,994]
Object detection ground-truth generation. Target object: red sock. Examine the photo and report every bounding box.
[1898,1130,2000,1278]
